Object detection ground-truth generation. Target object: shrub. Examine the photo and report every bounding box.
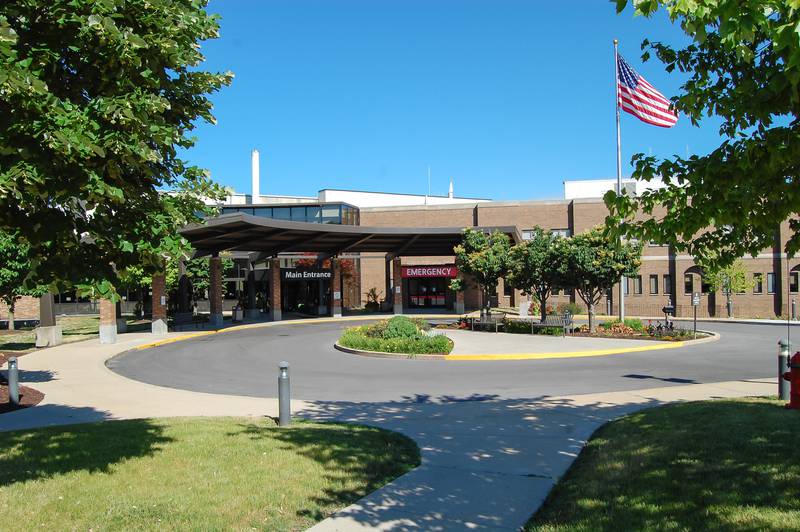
[384,316,422,339]
[503,319,531,334]
[600,318,644,333]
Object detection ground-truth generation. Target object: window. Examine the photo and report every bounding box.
[791,272,799,293]
[272,207,290,220]
[684,274,694,295]
[321,205,341,224]
[552,288,560,296]
[550,228,570,238]
[649,274,658,295]
[663,274,672,295]
[701,277,712,294]
[623,278,629,295]
[503,281,513,297]
[633,275,643,295]
[521,230,534,240]
[753,273,763,294]
[768,272,776,294]
[290,206,307,222]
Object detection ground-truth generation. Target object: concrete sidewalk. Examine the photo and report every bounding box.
[0,332,293,432]
[305,378,775,531]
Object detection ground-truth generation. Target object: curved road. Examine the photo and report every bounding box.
[108,320,783,403]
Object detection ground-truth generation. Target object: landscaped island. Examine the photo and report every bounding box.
[338,316,453,355]
[0,418,419,530]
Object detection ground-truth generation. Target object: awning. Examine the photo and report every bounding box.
[181,212,521,258]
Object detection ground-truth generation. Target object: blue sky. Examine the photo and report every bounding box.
[186,0,722,201]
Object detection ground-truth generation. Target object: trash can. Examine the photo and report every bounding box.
[232,305,243,323]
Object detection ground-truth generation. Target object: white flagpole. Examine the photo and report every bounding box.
[614,38,625,322]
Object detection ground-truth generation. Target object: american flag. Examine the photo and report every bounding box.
[617,54,678,128]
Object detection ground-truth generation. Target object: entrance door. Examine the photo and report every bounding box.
[408,278,448,308]
[283,280,330,316]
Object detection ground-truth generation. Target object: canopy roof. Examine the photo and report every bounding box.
[181,212,521,258]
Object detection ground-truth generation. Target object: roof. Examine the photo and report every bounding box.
[181,212,521,258]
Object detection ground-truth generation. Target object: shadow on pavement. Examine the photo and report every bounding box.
[296,394,663,531]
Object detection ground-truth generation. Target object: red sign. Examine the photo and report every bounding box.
[401,265,458,278]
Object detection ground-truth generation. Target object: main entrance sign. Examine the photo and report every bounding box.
[281,269,332,281]
[402,265,458,278]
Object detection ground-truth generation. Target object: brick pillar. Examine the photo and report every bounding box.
[35,293,62,347]
[455,285,465,314]
[151,272,168,335]
[392,257,403,314]
[99,297,117,344]
[332,259,342,318]
[270,257,282,321]
[209,255,223,328]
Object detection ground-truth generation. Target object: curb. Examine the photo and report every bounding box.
[333,343,447,360]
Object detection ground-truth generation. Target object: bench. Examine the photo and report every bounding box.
[470,311,506,333]
[530,312,573,337]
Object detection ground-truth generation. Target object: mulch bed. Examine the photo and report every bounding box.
[0,350,34,367]
[0,382,44,414]
[569,331,693,342]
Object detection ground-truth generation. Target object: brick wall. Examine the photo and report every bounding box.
[0,296,40,321]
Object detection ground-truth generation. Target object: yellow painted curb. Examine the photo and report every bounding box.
[445,341,685,361]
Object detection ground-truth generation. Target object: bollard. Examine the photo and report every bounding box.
[7,356,19,406]
[278,361,291,427]
[779,340,791,402]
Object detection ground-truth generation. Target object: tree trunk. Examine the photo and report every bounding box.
[539,291,548,322]
[588,302,595,333]
[726,293,733,318]
[7,308,15,331]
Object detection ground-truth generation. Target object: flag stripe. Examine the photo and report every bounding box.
[616,53,678,127]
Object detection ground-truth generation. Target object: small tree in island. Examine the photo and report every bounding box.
[506,227,566,322]
[706,259,754,318]
[560,227,642,332]
[451,228,512,316]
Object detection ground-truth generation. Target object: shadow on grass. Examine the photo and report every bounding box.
[0,341,35,352]
[528,398,800,531]
[229,421,420,522]
[0,418,172,487]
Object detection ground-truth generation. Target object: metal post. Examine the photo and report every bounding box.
[7,357,19,406]
[278,361,291,427]
[693,304,697,340]
[779,340,791,401]
[614,38,625,322]
[793,299,797,321]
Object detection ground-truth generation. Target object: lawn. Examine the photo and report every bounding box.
[0,417,419,530]
[527,398,800,531]
[0,315,151,354]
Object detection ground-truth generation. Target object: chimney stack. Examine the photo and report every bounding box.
[448,178,454,199]
[251,149,260,203]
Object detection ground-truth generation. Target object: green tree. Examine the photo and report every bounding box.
[606,1,800,270]
[506,227,566,321]
[0,1,231,294]
[560,227,642,332]
[452,229,512,314]
[705,259,754,318]
[0,231,46,330]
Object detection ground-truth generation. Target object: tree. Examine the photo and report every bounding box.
[506,227,565,321]
[0,231,45,330]
[452,229,512,314]
[0,1,231,293]
[606,1,800,271]
[706,259,754,318]
[560,227,642,332]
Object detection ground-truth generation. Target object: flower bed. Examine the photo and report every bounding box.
[339,316,453,355]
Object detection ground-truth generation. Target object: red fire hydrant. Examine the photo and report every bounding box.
[783,351,800,409]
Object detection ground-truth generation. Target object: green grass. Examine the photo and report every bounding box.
[0,417,419,530]
[527,397,800,531]
[339,316,453,355]
[0,315,151,352]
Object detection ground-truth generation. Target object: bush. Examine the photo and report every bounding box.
[339,316,452,354]
[503,319,531,334]
[600,318,645,332]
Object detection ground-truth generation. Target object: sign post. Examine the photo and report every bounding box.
[692,292,700,339]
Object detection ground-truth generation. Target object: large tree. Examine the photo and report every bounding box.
[705,259,754,318]
[506,227,566,321]
[560,227,642,332]
[0,1,230,294]
[606,0,800,270]
[452,228,512,314]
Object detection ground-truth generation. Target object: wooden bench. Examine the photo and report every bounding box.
[470,311,506,333]
[530,312,573,337]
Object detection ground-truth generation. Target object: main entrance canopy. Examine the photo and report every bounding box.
[181,212,521,257]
